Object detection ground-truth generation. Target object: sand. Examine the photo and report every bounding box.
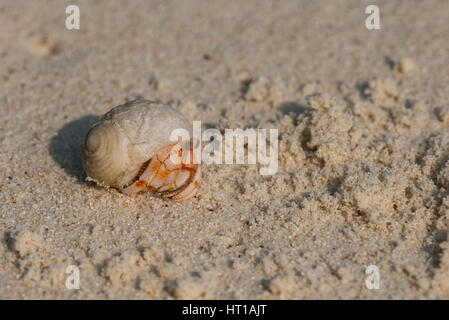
[1,0,449,299]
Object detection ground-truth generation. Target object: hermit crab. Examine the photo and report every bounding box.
[81,100,201,201]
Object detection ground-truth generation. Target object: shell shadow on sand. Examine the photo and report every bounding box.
[49,115,98,182]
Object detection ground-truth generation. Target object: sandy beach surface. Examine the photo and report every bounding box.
[1,0,449,299]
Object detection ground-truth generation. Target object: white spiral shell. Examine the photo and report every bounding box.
[82,100,192,189]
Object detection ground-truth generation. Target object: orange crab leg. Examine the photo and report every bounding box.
[121,142,200,201]
[163,164,201,201]
[121,144,179,196]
